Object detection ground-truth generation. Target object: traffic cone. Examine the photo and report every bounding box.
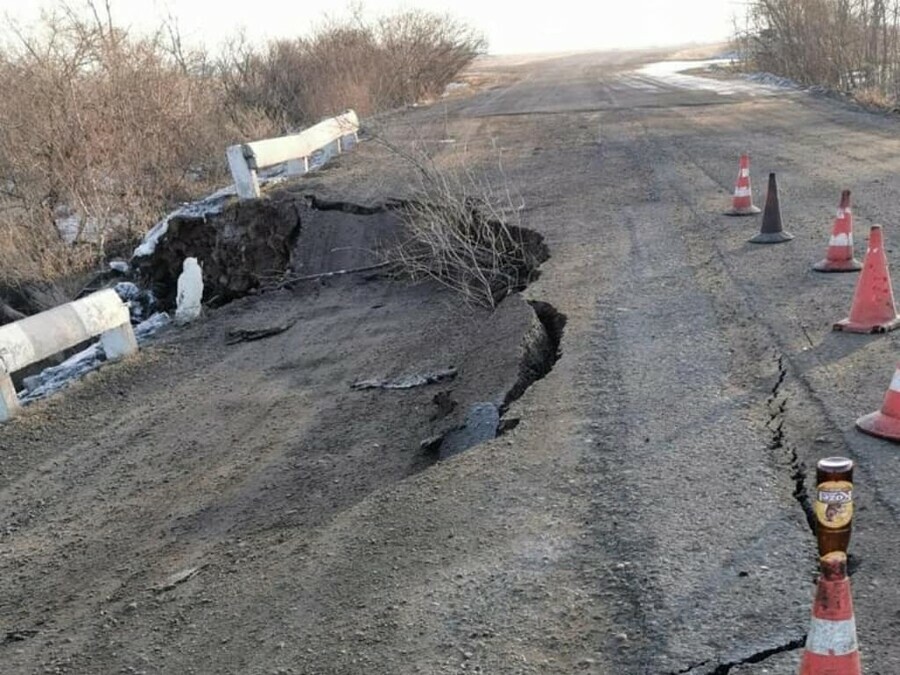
[833,224,900,332]
[725,153,761,216]
[798,552,861,675]
[814,190,862,273]
[856,363,900,441]
[749,173,794,243]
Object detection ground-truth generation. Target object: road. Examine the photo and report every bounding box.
[2,51,899,674]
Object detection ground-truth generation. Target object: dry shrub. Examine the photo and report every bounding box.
[853,85,895,108]
[0,2,265,306]
[219,9,486,131]
[385,143,542,309]
[738,0,900,102]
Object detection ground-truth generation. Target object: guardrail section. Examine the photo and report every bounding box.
[226,109,360,200]
[0,289,138,421]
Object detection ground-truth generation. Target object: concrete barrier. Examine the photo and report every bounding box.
[0,289,138,421]
[226,109,360,200]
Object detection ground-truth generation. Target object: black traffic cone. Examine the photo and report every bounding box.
[749,173,794,244]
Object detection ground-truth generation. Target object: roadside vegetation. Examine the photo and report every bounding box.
[737,0,900,107]
[0,1,484,315]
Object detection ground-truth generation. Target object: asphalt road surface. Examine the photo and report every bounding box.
[2,51,899,674]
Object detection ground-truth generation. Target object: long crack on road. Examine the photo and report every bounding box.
[303,193,403,214]
[664,636,807,675]
[710,637,808,674]
[657,355,815,675]
[767,353,816,535]
[666,660,710,674]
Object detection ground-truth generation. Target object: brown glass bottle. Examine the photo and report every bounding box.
[814,457,854,557]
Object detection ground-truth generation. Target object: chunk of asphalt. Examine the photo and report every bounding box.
[351,367,457,390]
[438,402,500,460]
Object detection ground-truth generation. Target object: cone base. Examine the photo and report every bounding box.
[799,649,861,675]
[856,410,900,442]
[749,230,794,244]
[833,315,900,333]
[725,205,761,216]
[814,258,862,273]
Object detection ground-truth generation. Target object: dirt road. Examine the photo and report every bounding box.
[2,51,899,674]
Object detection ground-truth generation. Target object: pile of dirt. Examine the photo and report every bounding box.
[134,197,302,309]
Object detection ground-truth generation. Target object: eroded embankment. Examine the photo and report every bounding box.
[131,190,565,463]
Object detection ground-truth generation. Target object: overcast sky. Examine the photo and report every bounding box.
[0,1,741,54]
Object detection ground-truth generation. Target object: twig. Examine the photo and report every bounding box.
[270,261,394,289]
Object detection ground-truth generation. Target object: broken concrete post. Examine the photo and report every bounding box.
[0,370,20,422]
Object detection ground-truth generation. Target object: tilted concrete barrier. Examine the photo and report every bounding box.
[226,109,360,200]
[0,289,138,421]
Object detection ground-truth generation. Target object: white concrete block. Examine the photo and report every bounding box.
[226,144,260,200]
[285,158,309,176]
[101,323,138,361]
[0,371,19,423]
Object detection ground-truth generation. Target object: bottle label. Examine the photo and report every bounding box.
[815,480,853,529]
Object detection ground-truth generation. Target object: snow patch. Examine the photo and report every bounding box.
[132,183,237,259]
[18,312,172,404]
[742,71,801,89]
[635,59,799,97]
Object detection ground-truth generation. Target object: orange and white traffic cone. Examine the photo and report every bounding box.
[856,363,900,441]
[814,190,862,273]
[725,153,761,216]
[799,552,861,675]
[833,224,900,332]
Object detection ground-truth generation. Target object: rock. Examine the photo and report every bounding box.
[439,403,500,460]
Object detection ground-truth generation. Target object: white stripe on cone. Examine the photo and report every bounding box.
[805,617,858,656]
[740,168,749,178]
[734,187,751,198]
[837,208,851,218]
[889,368,900,393]
[829,233,852,247]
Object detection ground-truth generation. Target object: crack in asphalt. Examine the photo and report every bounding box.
[666,660,710,674]
[766,353,817,536]
[664,636,807,675]
[304,193,410,214]
[422,298,567,461]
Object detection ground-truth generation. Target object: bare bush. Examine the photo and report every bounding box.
[738,0,900,101]
[218,9,486,130]
[0,2,259,306]
[383,142,540,309]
